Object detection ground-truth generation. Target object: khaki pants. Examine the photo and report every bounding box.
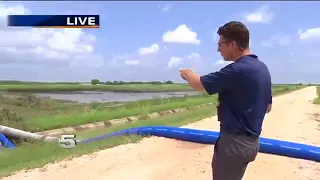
[211,131,259,180]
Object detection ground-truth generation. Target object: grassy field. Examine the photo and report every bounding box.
[271,84,306,95]
[0,83,193,92]
[1,85,306,132]
[313,86,320,104]
[0,82,311,93]
[0,84,307,177]
[1,93,217,132]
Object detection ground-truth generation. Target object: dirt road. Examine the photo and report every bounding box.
[3,86,320,180]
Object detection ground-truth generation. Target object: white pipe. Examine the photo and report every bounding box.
[0,125,58,143]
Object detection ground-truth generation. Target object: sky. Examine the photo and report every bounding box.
[0,1,319,83]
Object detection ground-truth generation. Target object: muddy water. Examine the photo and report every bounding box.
[32,91,200,103]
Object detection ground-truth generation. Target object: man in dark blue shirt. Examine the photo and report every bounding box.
[179,21,272,180]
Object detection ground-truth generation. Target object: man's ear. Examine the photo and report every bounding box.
[231,41,237,48]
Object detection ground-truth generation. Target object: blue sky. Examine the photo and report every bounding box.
[0,1,319,83]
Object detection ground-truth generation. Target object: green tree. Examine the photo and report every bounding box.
[91,79,101,85]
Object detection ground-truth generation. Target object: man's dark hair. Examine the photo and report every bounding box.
[217,21,250,50]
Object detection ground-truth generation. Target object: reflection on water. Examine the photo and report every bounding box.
[32,91,200,103]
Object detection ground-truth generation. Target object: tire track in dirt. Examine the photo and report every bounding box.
[2,86,320,180]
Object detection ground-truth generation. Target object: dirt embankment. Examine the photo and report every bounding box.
[2,86,320,180]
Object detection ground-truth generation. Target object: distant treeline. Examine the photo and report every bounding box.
[273,83,316,86]
[91,79,174,85]
[0,80,81,85]
[0,80,318,86]
[0,80,176,85]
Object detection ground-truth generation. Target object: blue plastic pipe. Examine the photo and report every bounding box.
[80,126,320,162]
[0,133,16,148]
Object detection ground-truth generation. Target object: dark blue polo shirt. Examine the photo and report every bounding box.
[200,54,272,137]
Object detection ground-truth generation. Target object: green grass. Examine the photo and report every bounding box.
[0,91,201,120]
[313,86,320,104]
[3,93,217,132]
[25,94,217,132]
[0,92,91,117]
[2,85,305,132]
[0,84,193,92]
[0,83,310,93]
[0,105,217,178]
[271,84,306,95]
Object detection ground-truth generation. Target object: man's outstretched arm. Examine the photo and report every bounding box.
[180,71,205,92]
[179,65,240,95]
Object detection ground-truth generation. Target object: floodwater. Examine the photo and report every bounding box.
[32,91,200,103]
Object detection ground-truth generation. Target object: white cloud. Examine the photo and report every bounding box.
[212,29,219,42]
[299,28,320,40]
[108,43,160,68]
[162,4,172,12]
[165,53,201,70]
[215,59,233,65]
[167,56,182,68]
[107,53,137,68]
[0,3,30,17]
[162,24,200,44]
[261,33,291,47]
[107,50,161,69]
[185,52,202,71]
[215,59,225,65]
[244,5,275,24]
[125,60,140,66]
[138,43,159,56]
[188,52,201,59]
[0,2,101,67]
